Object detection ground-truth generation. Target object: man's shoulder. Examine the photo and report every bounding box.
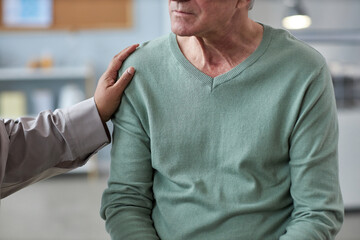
[141,34,170,50]
[126,34,171,66]
[266,26,326,67]
[119,34,174,96]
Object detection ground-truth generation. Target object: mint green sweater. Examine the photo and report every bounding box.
[101,25,344,240]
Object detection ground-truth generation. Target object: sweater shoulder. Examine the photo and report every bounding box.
[122,34,171,69]
[118,34,173,103]
[117,34,171,91]
[268,26,326,69]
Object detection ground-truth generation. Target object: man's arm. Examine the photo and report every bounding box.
[280,65,344,239]
[100,84,159,239]
[0,44,138,199]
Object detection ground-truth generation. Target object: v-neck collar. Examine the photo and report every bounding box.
[169,24,273,90]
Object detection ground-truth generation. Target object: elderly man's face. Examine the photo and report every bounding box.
[168,0,244,37]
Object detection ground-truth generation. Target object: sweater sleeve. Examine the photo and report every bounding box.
[100,93,159,239]
[280,65,344,239]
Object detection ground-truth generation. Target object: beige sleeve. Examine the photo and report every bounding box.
[0,98,110,198]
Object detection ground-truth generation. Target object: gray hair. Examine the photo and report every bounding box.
[248,0,255,10]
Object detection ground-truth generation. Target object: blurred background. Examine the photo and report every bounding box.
[0,0,359,239]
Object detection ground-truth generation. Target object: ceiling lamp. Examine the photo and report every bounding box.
[282,0,312,30]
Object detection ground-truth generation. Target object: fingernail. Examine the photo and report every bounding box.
[127,67,135,75]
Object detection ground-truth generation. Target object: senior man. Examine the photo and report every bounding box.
[101,0,344,239]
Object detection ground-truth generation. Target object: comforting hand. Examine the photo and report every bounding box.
[94,44,139,123]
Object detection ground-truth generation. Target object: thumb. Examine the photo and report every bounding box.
[112,66,136,93]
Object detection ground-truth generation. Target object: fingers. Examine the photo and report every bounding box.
[113,66,136,93]
[107,44,139,72]
[116,44,139,63]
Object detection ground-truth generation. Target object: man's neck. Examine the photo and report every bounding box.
[177,20,263,78]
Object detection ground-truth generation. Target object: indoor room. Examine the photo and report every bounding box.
[0,0,359,239]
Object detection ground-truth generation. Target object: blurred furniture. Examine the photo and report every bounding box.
[0,66,94,114]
